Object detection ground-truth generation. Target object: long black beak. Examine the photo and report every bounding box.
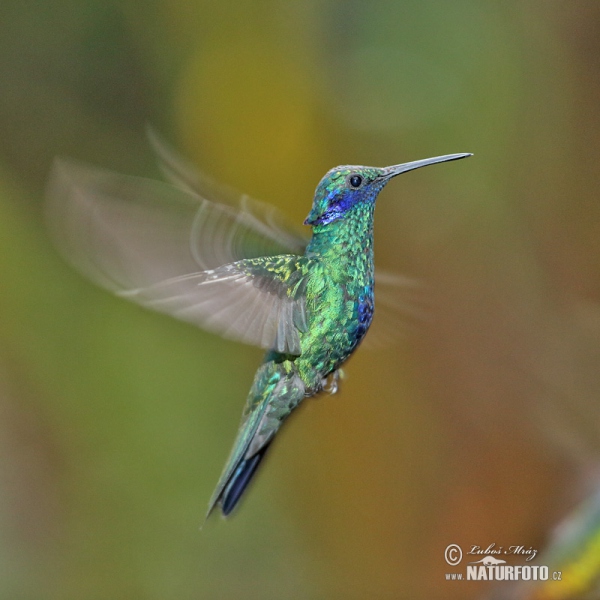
[381,153,472,179]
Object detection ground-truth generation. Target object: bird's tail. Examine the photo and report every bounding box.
[206,361,305,519]
[219,442,271,516]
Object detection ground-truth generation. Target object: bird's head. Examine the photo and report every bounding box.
[304,153,472,227]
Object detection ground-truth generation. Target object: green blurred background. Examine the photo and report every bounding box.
[1,1,600,599]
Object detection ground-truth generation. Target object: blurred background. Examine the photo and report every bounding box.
[1,1,600,598]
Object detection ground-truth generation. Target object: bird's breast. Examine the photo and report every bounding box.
[305,280,373,355]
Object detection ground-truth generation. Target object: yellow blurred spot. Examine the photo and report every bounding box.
[532,530,600,599]
[175,36,319,204]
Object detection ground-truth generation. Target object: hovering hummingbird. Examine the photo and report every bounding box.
[46,133,471,518]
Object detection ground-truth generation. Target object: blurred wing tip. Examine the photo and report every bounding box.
[46,158,78,200]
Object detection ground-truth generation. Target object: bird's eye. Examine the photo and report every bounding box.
[349,175,363,188]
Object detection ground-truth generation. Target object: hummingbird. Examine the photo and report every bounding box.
[46,133,471,518]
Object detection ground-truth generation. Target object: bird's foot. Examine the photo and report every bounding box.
[321,369,344,395]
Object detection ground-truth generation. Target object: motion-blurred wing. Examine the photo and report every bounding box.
[46,160,311,354]
[147,127,309,266]
[367,271,428,348]
[47,159,203,292]
[189,196,307,270]
[120,257,310,355]
[48,157,308,278]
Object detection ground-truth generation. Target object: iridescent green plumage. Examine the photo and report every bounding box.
[45,134,470,518]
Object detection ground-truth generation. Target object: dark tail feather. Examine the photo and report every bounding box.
[221,443,271,516]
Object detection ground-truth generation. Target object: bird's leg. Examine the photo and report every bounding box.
[321,369,344,395]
